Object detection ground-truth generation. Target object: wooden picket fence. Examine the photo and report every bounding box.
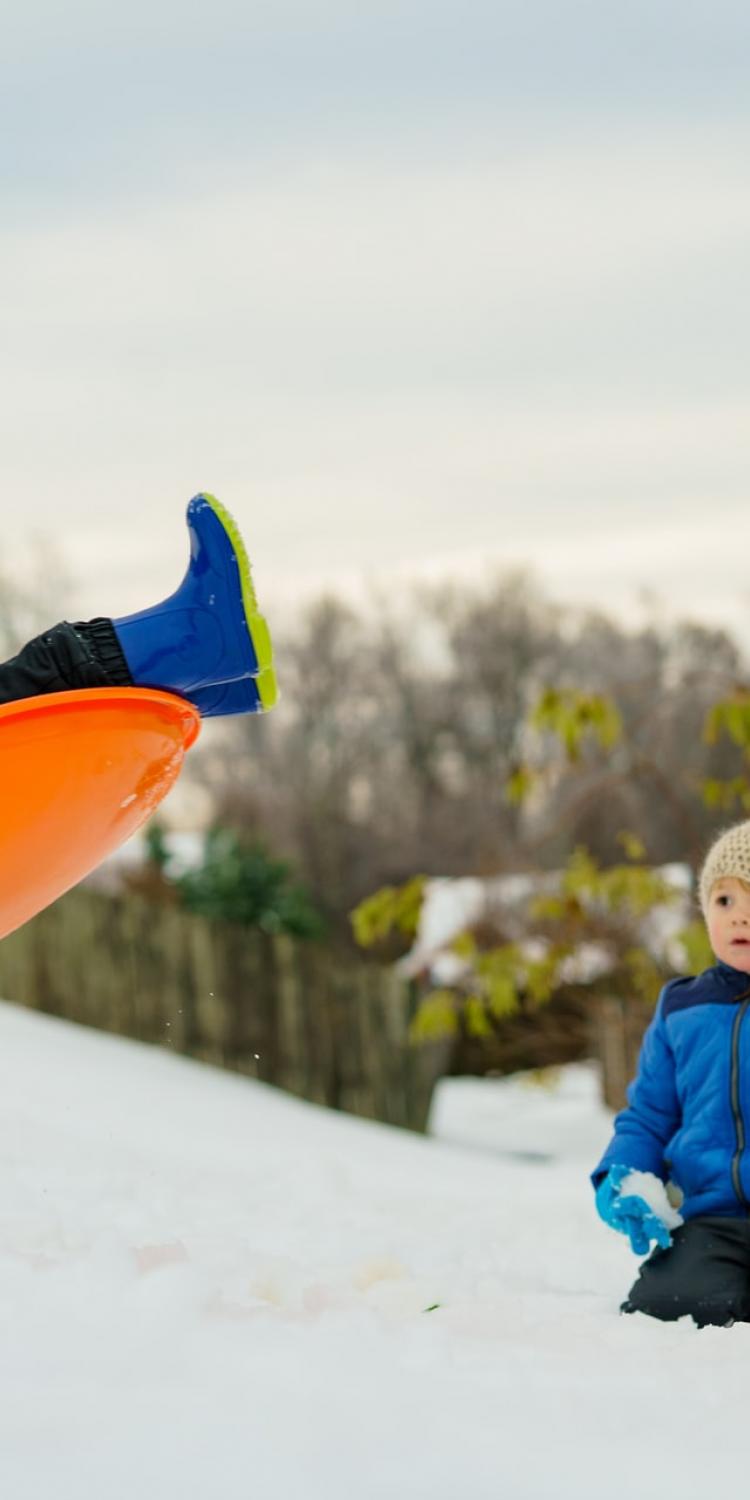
[0,888,450,1132]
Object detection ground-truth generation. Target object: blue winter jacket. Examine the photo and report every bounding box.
[592,961,750,1220]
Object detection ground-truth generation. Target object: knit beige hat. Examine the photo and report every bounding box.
[699,820,750,917]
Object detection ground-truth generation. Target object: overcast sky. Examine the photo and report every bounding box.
[3,1,750,640]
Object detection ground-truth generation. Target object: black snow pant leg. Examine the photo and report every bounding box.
[0,620,133,706]
[622,1216,750,1328]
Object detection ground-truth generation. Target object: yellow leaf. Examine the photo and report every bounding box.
[617,831,646,862]
[486,973,519,1019]
[505,767,536,805]
[350,876,427,949]
[409,991,460,1043]
[451,932,478,959]
[465,996,493,1038]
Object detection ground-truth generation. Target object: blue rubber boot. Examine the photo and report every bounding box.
[113,494,277,711]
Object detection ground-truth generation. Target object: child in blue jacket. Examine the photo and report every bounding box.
[593,820,750,1327]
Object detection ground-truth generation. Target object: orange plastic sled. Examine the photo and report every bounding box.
[0,687,201,941]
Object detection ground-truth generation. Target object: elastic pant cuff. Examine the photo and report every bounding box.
[71,618,133,687]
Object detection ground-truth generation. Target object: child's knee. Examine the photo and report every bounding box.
[622,1290,745,1326]
[623,1254,750,1327]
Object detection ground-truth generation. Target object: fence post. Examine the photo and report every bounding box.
[593,994,652,1112]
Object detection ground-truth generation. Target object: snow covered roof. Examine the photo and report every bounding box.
[397,864,695,983]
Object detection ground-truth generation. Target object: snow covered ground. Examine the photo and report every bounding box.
[0,1001,747,1500]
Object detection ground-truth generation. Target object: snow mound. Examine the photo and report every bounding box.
[0,1000,747,1500]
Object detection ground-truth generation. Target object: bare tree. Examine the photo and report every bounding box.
[184,571,750,939]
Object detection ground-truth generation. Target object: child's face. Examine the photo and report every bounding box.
[706,876,750,971]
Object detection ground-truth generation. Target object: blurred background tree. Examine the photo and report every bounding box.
[183,571,748,945]
[0,538,74,659]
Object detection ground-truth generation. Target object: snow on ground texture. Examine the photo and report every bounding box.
[0,1002,747,1500]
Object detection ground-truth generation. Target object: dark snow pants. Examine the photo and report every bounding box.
[0,621,132,707]
[622,1216,750,1328]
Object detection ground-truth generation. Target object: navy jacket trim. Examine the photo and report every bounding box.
[661,965,750,1018]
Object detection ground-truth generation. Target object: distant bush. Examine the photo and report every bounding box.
[144,823,324,938]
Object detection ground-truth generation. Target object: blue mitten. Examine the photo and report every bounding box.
[595,1164,672,1255]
